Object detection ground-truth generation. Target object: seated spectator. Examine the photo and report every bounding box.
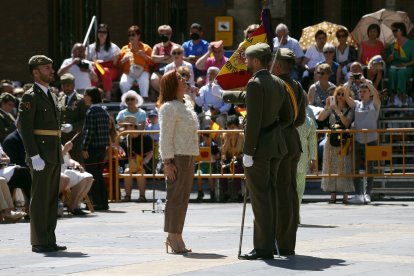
[273,23,304,80]
[195,67,231,129]
[358,24,385,90]
[344,62,372,101]
[0,80,14,94]
[119,116,153,202]
[316,43,341,85]
[87,23,121,101]
[182,23,209,82]
[301,30,327,90]
[239,24,260,47]
[196,131,220,202]
[145,110,160,143]
[150,25,179,93]
[13,87,25,99]
[116,90,146,124]
[317,86,354,203]
[335,28,357,79]
[61,141,93,216]
[344,79,381,204]
[195,40,228,72]
[0,176,26,222]
[308,63,336,108]
[386,22,414,107]
[0,93,17,143]
[118,25,153,100]
[220,115,244,202]
[164,45,195,86]
[58,43,99,94]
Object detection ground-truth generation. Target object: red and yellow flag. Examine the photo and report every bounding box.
[210,121,221,140]
[216,8,273,90]
[394,41,407,58]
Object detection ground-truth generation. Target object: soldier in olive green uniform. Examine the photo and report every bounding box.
[0,93,17,143]
[271,48,306,255]
[18,55,65,253]
[223,43,291,260]
[58,73,88,163]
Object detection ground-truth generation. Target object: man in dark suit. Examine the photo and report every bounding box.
[18,55,65,253]
[58,73,88,163]
[271,48,306,256]
[3,129,26,167]
[223,43,291,260]
[0,93,17,143]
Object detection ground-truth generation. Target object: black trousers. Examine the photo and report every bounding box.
[8,166,32,200]
[84,148,108,208]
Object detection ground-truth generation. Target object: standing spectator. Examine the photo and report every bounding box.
[195,67,231,129]
[301,30,327,90]
[87,23,121,101]
[116,90,146,124]
[150,25,179,93]
[19,55,65,253]
[358,24,385,89]
[159,70,199,253]
[308,63,336,107]
[182,23,209,81]
[118,25,153,100]
[343,62,369,101]
[318,86,354,203]
[316,43,342,85]
[196,40,228,72]
[58,43,98,94]
[386,22,414,107]
[81,87,110,211]
[335,28,357,79]
[273,23,304,80]
[164,45,195,86]
[344,79,381,204]
[0,93,17,143]
[58,73,88,163]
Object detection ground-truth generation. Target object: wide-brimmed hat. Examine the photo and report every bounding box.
[119,115,138,127]
[122,90,144,107]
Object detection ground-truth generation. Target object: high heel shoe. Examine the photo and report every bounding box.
[165,237,191,253]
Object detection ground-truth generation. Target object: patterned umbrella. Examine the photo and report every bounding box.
[351,9,413,45]
[299,21,358,51]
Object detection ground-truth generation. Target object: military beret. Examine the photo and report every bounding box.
[60,73,75,84]
[28,55,53,66]
[0,92,16,103]
[275,48,296,61]
[245,43,271,58]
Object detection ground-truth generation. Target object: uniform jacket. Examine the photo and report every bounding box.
[0,109,16,143]
[18,84,63,164]
[223,69,289,159]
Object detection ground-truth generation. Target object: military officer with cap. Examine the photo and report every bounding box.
[223,43,290,260]
[0,92,17,143]
[58,73,87,163]
[18,55,66,253]
[271,48,306,256]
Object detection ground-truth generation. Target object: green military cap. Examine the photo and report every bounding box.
[28,55,53,66]
[275,48,296,61]
[245,42,271,58]
[0,92,16,103]
[60,73,75,84]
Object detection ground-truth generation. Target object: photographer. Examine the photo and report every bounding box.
[58,43,98,94]
[343,62,372,101]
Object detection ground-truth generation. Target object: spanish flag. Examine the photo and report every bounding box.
[394,41,407,58]
[210,120,221,140]
[216,8,274,90]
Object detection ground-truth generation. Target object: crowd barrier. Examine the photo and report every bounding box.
[104,128,414,201]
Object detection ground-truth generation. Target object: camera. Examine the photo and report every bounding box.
[77,60,90,71]
[352,73,362,80]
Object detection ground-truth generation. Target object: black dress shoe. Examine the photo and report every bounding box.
[71,208,87,216]
[50,244,67,251]
[32,245,55,253]
[239,249,274,260]
[274,249,295,256]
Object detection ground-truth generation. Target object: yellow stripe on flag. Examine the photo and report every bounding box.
[95,62,105,75]
[210,121,221,140]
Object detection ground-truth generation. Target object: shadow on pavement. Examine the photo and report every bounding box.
[299,224,337,228]
[44,251,89,258]
[183,253,227,259]
[371,203,409,207]
[265,255,347,271]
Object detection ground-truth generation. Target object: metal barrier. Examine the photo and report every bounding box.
[105,128,414,201]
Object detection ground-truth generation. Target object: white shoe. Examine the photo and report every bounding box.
[364,194,371,204]
[347,195,365,205]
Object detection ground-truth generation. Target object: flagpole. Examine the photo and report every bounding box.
[269,35,284,73]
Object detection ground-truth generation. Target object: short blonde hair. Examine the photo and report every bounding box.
[158,25,172,34]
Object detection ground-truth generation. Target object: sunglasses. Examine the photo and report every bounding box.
[337,34,347,38]
[128,33,137,37]
[337,93,345,96]
[125,97,136,102]
[172,51,183,55]
[324,51,334,54]
[317,71,326,75]
[177,74,184,81]
[392,29,399,33]
[98,30,108,34]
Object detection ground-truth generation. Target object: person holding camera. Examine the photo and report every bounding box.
[58,43,98,94]
[317,86,354,204]
[344,62,372,101]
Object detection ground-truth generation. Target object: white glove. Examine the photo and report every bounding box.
[31,154,45,171]
[243,154,254,167]
[61,123,73,133]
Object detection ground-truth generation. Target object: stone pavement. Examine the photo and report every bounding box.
[1,195,413,275]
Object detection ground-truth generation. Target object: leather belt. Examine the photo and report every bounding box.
[33,129,61,137]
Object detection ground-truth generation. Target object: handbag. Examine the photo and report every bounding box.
[129,64,144,79]
[329,108,351,148]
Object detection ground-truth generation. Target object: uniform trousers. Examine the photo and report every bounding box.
[164,155,195,234]
[245,156,281,252]
[30,163,60,246]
